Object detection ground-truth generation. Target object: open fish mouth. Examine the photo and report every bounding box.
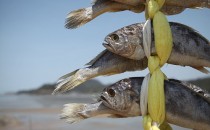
[100,95,112,107]
[103,42,116,52]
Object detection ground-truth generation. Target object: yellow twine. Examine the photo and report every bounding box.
[142,0,173,129]
[153,12,173,66]
[143,115,152,130]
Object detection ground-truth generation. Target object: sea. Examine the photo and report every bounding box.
[0,94,189,130]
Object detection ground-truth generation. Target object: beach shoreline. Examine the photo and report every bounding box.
[0,95,190,130]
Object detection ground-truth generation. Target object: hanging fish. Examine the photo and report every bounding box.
[112,0,209,8]
[103,22,210,73]
[65,0,144,29]
[61,77,210,130]
[65,0,209,29]
[53,22,209,94]
[52,50,148,94]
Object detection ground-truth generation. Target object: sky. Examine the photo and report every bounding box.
[0,0,209,94]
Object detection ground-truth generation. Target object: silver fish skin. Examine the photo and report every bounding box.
[61,77,210,130]
[52,50,148,94]
[103,22,210,73]
[66,0,210,29]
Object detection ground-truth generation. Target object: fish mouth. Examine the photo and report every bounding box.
[100,95,111,107]
[103,42,116,52]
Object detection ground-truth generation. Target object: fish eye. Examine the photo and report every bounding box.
[110,34,119,42]
[107,88,115,97]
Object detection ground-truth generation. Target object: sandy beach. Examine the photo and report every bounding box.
[0,108,61,130]
[0,94,190,130]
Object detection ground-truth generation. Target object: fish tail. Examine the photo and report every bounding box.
[52,69,89,95]
[60,103,87,124]
[65,7,93,29]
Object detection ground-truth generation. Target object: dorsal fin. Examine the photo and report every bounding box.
[170,22,210,45]
[169,79,210,104]
[57,69,79,83]
[85,49,108,66]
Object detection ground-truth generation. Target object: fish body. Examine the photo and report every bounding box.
[66,0,209,29]
[61,77,210,130]
[53,23,209,94]
[100,77,210,130]
[52,50,148,94]
[53,23,210,94]
[65,0,144,29]
[103,22,210,72]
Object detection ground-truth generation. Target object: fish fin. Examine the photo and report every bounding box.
[60,103,87,124]
[191,66,209,74]
[52,69,83,95]
[57,69,79,84]
[65,7,93,29]
[170,22,198,33]
[169,79,210,104]
[85,50,108,66]
[170,22,209,45]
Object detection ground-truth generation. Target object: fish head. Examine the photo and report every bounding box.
[100,78,140,115]
[103,23,145,60]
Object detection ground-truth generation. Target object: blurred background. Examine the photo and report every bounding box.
[0,0,209,130]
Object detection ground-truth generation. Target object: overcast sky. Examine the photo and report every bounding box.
[0,0,209,94]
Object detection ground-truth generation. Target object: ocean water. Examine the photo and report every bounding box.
[0,95,190,130]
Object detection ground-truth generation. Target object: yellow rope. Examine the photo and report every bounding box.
[142,0,173,129]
